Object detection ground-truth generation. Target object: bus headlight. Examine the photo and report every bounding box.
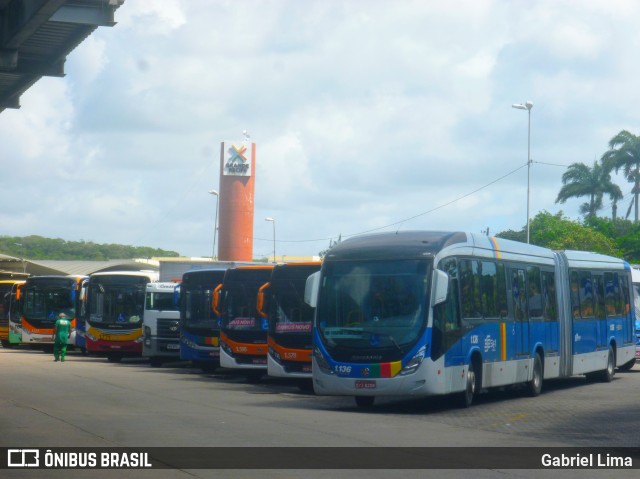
[313,346,333,375]
[86,331,98,342]
[221,340,233,355]
[268,346,281,363]
[399,346,426,376]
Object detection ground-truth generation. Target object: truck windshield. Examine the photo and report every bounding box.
[317,259,430,360]
[146,292,178,311]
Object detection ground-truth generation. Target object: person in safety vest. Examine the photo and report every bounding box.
[52,312,71,362]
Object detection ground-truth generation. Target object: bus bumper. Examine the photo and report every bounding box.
[267,353,312,378]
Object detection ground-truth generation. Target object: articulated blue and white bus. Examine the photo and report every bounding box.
[305,231,636,408]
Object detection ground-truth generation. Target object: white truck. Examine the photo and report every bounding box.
[142,282,180,367]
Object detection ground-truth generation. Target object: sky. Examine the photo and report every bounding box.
[2,0,640,260]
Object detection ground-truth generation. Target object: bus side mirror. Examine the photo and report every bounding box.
[173,284,181,308]
[212,284,223,317]
[256,282,270,318]
[431,269,449,306]
[304,271,321,308]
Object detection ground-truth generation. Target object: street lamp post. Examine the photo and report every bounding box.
[512,100,533,244]
[265,217,275,263]
[208,190,219,260]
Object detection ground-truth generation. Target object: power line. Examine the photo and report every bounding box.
[254,161,529,244]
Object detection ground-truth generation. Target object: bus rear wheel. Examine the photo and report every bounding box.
[526,353,543,397]
[354,396,375,409]
[600,347,615,382]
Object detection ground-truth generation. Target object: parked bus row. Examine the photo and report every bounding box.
[2,231,640,410]
[0,262,322,384]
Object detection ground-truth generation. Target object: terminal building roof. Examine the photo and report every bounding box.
[0,0,123,113]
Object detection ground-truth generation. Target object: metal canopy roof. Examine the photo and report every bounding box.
[0,258,158,278]
[0,0,123,113]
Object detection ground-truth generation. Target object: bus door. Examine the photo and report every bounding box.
[511,268,529,356]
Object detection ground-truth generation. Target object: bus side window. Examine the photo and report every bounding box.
[511,269,527,322]
[570,271,581,319]
[541,271,558,321]
[527,266,543,319]
[579,271,594,318]
[593,275,606,320]
[459,259,481,321]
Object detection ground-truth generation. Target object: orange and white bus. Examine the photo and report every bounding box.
[259,262,321,379]
[0,279,25,348]
[217,265,274,379]
[20,275,87,348]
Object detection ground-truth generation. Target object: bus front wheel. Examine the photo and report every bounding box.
[459,362,477,408]
[107,354,123,363]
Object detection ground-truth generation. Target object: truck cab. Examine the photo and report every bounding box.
[143,282,180,367]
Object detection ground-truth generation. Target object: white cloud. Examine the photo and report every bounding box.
[2,0,639,257]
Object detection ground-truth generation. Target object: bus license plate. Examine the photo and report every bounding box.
[355,380,376,389]
[167,344,179,350]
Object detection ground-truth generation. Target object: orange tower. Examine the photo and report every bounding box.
[217,140,256,261]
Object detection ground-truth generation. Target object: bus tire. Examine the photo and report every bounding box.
[617,358,635,372]
[107,354,123,363]
[526,353,543,397]
[599,347,615,383]
[244,371,263,383]
[1,339,11,348]
[459,362,477,408]
[355,396,375,409]
[149,358,163,368]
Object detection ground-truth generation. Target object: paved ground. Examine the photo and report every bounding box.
[1,346,639,478]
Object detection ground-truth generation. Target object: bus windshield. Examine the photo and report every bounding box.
[183,286,218,331]
[23,285,75,323]
[88,279,145,326]
[269,279,314,334]
[221,283,265,332]
[317,259,430,358]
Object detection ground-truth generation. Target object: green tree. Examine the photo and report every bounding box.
[601,130,640,223]
[555,161,622,219]
[497,211,620,256]
[583,216,640,262]
[0,235,180,260]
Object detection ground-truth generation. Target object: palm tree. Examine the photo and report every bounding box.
[555,160,622,219]
[601,130,640,223]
